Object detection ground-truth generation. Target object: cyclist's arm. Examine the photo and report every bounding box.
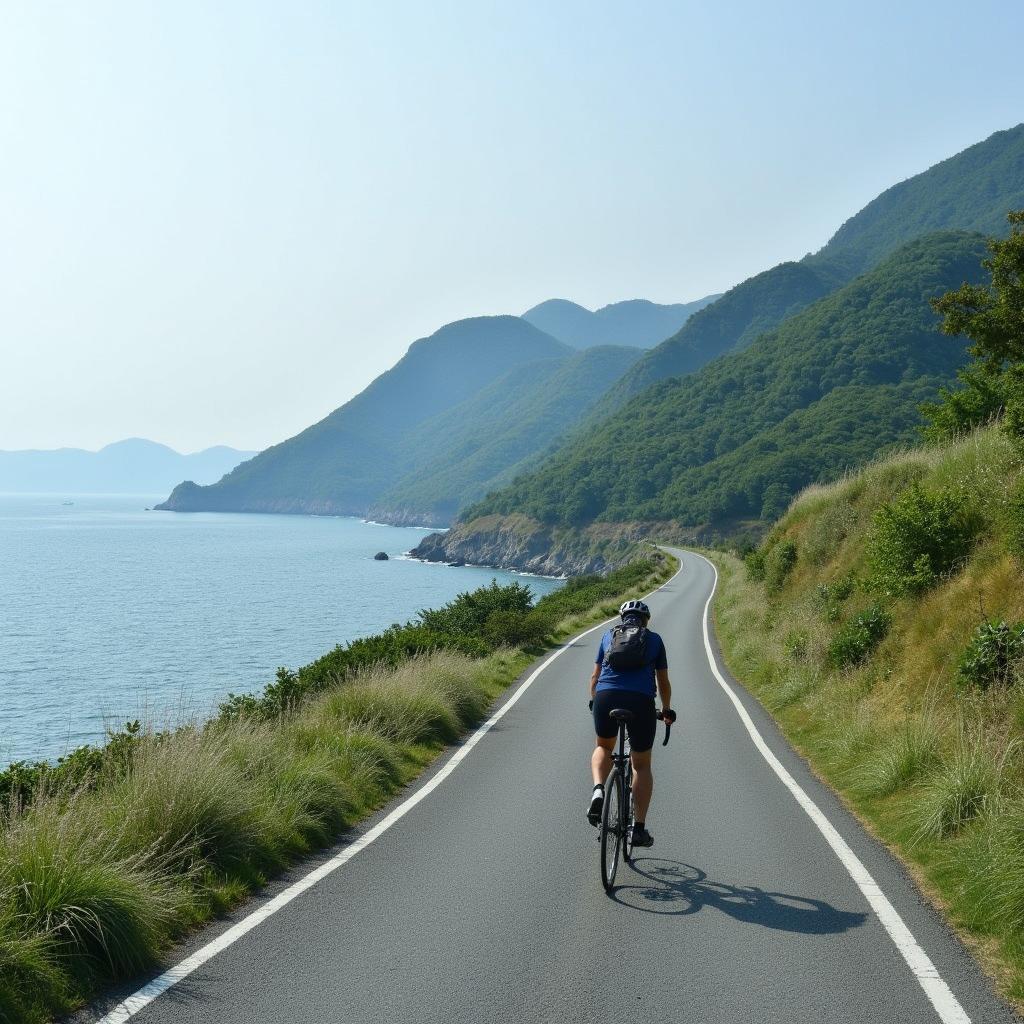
[589,663,601,700]
[656,667,672,713]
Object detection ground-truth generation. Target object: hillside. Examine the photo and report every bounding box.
[604,262,833,400]
[368,345,642,525]
[443,231,988,541]
[0,439,254,493]
[521,295,719,349]
[711,424,1024,1001]
[158,317,570,514]
[604,123,1024,409]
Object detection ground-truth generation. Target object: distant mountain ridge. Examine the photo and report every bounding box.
[367,344,642,525]
[0,438,255,494]
[158,316,575,515]
[521,295,720,349]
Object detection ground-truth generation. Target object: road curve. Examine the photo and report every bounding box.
[82,550,1018,1024]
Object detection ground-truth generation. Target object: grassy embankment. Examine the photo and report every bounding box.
[0,552,675,1024]
[709,424,1024,1002]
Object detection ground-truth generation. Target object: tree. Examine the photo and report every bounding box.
[926,211,1024,440]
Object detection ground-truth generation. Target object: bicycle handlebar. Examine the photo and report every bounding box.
[656,708,677,746]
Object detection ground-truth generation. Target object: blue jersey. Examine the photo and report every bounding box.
[595,628,668,697]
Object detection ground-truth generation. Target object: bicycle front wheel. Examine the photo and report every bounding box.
[623,777,635,864]
[600,768,623,892]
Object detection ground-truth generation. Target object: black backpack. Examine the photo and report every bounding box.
[604,617,649,670]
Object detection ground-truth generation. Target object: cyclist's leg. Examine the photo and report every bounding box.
[591,735,615,785]
[630,748,653,822]
[625,696,657,824]
[590,692,618,785]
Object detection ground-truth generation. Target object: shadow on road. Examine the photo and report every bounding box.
[611,858,867,934]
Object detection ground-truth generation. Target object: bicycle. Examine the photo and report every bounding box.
[598,706,674,892]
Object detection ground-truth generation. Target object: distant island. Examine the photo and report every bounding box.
[0,438,257,494]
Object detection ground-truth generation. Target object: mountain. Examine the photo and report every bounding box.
[158,316,572,514]
[602,124,1024,410]
[808,123,1024,280]
[0,438,255,494]
[452,231,988,536]
[367,345,642,525]
[521,296,720,349]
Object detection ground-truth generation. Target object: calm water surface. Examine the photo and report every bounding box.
[0,495,562,764]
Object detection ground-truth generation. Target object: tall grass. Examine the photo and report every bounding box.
[853,718,942,798]
[913,728,1010,841]
[0,555,674,1024]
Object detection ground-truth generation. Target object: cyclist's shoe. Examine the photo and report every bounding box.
[587,787,604,826]
[631,825,654,848]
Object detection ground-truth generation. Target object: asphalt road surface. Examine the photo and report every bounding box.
[85,549,1019,1024]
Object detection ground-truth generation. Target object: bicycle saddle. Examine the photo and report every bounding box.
[609,708,634,723]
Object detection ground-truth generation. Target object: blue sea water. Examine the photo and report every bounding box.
[0,494,562,765]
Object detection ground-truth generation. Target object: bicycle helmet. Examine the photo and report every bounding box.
[619,599,650,620]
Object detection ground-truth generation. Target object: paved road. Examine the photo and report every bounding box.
[86,550,1018,1024]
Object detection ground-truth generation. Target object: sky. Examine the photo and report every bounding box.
[2,1,1023,453]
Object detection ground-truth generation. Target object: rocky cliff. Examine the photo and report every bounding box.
[409,514,658,576]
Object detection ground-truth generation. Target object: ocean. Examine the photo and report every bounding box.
[0,494,562,764]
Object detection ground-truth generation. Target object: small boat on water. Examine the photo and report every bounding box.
[61,500,74,506]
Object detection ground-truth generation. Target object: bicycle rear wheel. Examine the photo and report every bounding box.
[600,768,623,891]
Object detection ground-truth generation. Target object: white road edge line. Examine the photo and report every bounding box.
[693,552,971,1024]
[97,557,686,1023]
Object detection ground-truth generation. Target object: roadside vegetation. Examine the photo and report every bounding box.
[712,213,1024,1001]
[0,552,674,1024]
[710,427,1024,998]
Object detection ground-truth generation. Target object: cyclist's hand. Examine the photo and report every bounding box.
[661,707,677,723]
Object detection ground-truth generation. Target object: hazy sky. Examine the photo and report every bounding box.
[2,1,1023,453]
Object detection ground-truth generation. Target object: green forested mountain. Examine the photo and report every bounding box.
[809,123,1024,280]
[521,295,719,349]
[158,316,571,514]
[605,263,833,401]
[464,231,988,530]
[369,345,642,524]
[602,124,1024,411]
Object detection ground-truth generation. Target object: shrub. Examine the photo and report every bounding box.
[867,483,979,596]
[817,575,854,623]
[744,549,766,581]
[828,604,892,668]
[482,608,550,649]
[764,540,798,593]
[418,580,534,637]
[956,619,1024,691]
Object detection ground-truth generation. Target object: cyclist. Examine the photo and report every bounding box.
[587,599,673,848]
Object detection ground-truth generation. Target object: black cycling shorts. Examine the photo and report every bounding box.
[592,689,657,753]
